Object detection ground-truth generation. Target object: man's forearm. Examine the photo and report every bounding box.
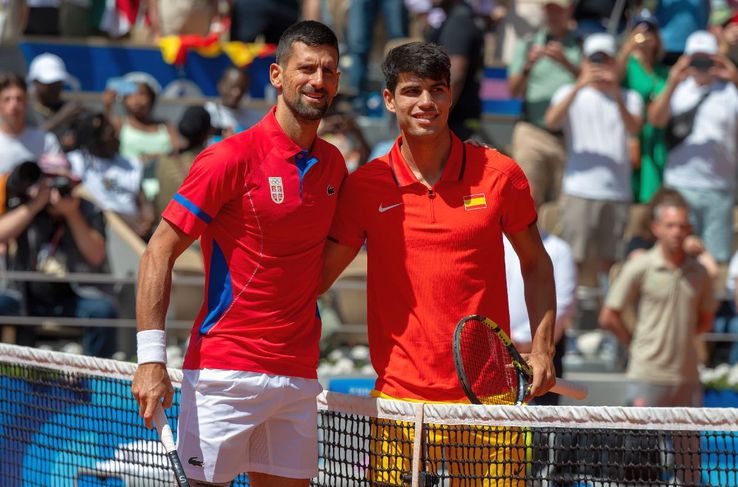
[544,87,578,131]
[523,254,557,356]
[136,247,174,332]
[0,203,41,242]
[599,307,632,345]
[615,93,642,135]
[66,210,106,266]
[508,72,528,99]
[648,82,677,128]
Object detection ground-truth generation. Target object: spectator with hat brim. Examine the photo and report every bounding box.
[545,32,643,281]
[648,30,738,263]
[508,0,582,207]
[27,53,85,152]
[616,12,671,203]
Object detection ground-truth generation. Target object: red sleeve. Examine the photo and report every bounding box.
[328,173,366,249]
[500,159,537,234]
[162,145,246,238]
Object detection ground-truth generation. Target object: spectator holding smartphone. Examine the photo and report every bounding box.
[616,13,670,203]
[508,0,581,206]
[27,53,85,152]
[648,31,738,263]
[545,33,643,281]
[102,74,179,166]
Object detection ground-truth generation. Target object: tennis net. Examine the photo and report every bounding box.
[1,343,737,486]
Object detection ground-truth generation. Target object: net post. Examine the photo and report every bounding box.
[411,402,425,487]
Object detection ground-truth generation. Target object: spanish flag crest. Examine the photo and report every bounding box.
[463,194,487,211]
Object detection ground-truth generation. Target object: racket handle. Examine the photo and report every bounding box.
[154,404,191,487]
[550,379,589,400]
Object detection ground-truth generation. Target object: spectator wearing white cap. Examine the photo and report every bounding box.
[0,0,29,76]
[102,72,178,165]
[545,33,643,279]
[649,30,738,262]
[27,53,85,152]
[0,73,62,174]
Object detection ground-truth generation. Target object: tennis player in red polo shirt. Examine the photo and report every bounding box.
[131,22,345,486]
[321,42,558,485]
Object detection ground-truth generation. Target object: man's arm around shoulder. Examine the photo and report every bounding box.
[319,240,360,295]
[131,219,195,428]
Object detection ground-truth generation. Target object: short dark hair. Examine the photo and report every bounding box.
[652,188,690,223]
[74,112,107,151]
[382,42,450,93]
[0,73,27,94]
[276,20,339,65]
[178,105,211,142]
[220,66,249,84]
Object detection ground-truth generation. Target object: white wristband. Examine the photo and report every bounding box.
[137,329,167,365]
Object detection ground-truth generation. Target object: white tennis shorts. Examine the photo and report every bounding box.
[177,369,323,483]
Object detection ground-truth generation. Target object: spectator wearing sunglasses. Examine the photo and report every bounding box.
[648,30,738,263]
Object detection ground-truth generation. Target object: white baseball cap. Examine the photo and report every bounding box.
[27,53,70,85]
[684,30,718,56]
[583,33,617,58]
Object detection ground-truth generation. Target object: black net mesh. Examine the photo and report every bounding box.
[1,347,737,486]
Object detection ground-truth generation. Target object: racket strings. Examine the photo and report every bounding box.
[459,319,520,405]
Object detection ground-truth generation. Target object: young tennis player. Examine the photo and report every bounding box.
[132,21,345,486]
[320,41,558,485]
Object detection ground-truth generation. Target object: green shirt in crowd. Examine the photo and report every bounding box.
[509,29,582,129]
[622,55,669,203]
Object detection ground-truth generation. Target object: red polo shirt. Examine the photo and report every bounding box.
[329,134,536,400]
[163,107,346,378]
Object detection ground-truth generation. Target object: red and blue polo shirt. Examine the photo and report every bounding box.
[162,107,346,378]
[329,133,537,401]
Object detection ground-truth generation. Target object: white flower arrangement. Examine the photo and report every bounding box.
[699,362,738,391]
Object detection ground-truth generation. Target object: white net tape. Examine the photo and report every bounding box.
[3,342,737,431]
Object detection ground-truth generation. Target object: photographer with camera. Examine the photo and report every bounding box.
[545,32,643,282]
[0,154,117,357]
[648,31,738,263]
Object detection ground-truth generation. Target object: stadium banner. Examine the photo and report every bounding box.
[19,40,275,99]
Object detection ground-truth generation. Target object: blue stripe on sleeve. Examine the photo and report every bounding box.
[173,193,213,224]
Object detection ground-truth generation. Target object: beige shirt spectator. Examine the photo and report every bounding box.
[0,0,28,75]
[150,0,217,37]
[605,246,715,384]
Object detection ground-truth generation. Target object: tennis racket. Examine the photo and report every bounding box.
[453,315,588,405]
[154,404,190,487]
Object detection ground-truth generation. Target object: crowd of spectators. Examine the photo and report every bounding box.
[0,1,737,400]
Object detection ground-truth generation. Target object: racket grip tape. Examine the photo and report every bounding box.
[154,404,191,487]
[167,450,191,487]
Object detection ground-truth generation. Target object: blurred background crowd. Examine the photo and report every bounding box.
[1,0,738,405]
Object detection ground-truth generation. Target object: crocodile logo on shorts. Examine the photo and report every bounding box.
[188,456,203,467]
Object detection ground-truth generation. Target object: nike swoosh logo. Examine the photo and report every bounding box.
[378,203,402,213]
